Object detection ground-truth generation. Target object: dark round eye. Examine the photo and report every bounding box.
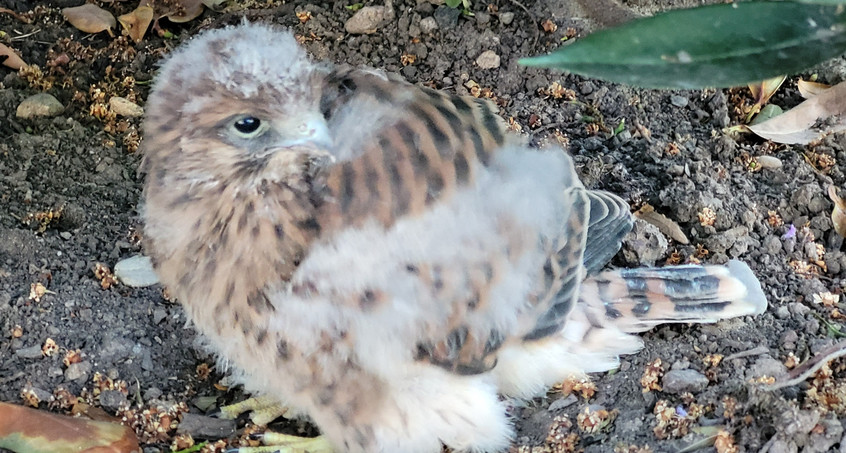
[234,116,261,134]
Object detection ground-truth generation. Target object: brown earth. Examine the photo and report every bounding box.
[2,1,846,452]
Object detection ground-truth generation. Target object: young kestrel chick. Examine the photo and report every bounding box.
[142,23,767,453]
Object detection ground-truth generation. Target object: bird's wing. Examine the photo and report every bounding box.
[303,68,617,375]
[313,67,508,233]
[582,191,633,275]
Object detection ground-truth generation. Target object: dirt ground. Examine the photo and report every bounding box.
[2,1,846,452]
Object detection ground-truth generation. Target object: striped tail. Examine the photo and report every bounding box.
[579,260,767,333]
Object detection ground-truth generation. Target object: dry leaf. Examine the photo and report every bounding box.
[798,79,831,99]
[829,185,846,238]
[0,402,141,453]
[118,5,154,43]
[62,4,116,36]
[748,75,786,108]
[748,80,846,144]
[746,75,786,122]
[634,204,690,244]
[163,0,204,23]
[0,43,26,70]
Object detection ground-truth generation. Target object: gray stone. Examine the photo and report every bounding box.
[499,11,514,24]
[15,344,43,359]
[16,93,64,119]
[99,389,128,413]
[434,5,461,29]
[65,360,92,382]
[807,417,842,452]
[177,413,236,439]
[661,369,709,394]
[475,50,500,69]
[144,387,163,401]
[547,394,578,412]
[345,6,389,34]
[670,94,688,108]
[419,16,439,33]
[747,355,788,380]
[621,219,669,267]
[114,255,159,288]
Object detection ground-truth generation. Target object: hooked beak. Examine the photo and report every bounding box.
[277,115,333,152]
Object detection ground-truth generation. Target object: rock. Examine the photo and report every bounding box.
[65,360,92,382]
[15,344,44,359]
[16,93,64,119]
[99,389,128,413]
[670,94,688,108]
[548,394,578,412]
[177,413,236,439]
[661,369,709,394]
[808,417,842,452]
[419,16,439,33]
[499,11,515,25]
[153,307,168,324]
[109,96,143,117]
[475,11,490,26]
[345,3,393,34]
[621,219,669,266]
[114,255,159,287]
[433,5,461,29]
[747,355,788,380]
[144,387,163,401]
[475,50,500,69]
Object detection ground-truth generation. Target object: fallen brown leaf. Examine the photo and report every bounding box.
[798,79,830,99]
[162,0,204,23]
[117,5,154,43]
[0,401,140,453]
[634,204,690,244]
[62,4,116,36]
[748,80,846,145]
[0,43,26,70]
[747,75,786,119]
[829,185,846,238]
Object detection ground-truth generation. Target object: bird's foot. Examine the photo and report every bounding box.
[217,396,297,425]
[227,432,333,453]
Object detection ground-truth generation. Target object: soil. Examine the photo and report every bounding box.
[1,1,846,452]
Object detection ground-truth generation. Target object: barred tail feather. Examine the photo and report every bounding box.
[580,259,767,333]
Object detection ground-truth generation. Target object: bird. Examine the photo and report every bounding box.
[140,22,767,453]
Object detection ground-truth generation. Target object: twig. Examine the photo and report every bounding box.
[763,339,846,391]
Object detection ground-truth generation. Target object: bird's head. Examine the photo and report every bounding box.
[142,22,333,192]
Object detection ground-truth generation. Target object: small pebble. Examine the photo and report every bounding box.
[177,413,237,439]
[670,94,688,108]
[114,255,159,288]
[99,389,128,413]
[434,5,461,29]
[547,394,578,412]
[475,50,501,69]
[756,155,783,169]
[661,369,708,394]
[15,345,44,359]
[499,11,515,24]
[65,360,92,382]
[419,16,439,33]
[345,6,387,34]
[16,93,64,119]
[109,96,143,117]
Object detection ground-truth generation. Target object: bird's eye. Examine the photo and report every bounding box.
[232,116,264,137]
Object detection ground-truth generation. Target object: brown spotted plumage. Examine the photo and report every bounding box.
[141,23,767,453]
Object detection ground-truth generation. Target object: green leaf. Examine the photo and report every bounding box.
[520,1,846,89]
[444,0,462,7]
